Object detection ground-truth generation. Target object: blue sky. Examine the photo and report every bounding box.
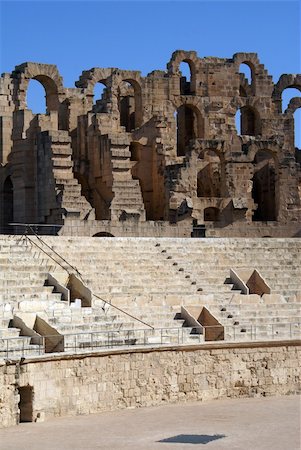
[0,0,300,145]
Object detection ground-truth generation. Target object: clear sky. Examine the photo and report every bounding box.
[0,0,300,145]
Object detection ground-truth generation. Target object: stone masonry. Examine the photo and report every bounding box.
[0,341,300,428]
[0,51,300,237]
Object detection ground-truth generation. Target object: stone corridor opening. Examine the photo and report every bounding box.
[252,151,277,221]
[18,386,33,423]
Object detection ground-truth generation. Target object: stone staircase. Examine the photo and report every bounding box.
[38,130,95,223]
[0,236,201,358]
[0,236,300,358]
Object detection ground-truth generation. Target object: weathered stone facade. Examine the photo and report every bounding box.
[1,341,300,428]
[0,51,300,236]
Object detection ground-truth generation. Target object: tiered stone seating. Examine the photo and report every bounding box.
[0,236,300,357]
[0,236,201,357]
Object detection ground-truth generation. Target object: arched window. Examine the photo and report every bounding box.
[252,151,277,221]
[26,79,47,114]
[179,61,193,95]
[281,88,301,150]
[2,176,14,233]
[294,109,301,150]
[281,87,301,113]
[118,81,137,132]
[93,82,107,112]
[197,151,222,198]
[176,105,203,156]
[235,106,261,136]
[239,63,253,85]
[204,207,220,221]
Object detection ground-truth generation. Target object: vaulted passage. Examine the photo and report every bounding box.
[236,106,261,136]
[252,151,277,221]
[130,142,165,220]
[176,105,203,156]
[197,151,222,198]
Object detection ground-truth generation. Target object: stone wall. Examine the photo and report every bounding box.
[0,52,300,237]
[1,341,300,428]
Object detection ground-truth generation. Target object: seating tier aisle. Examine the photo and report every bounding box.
[0,236,300,358]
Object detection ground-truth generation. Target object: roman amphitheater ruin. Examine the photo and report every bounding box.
[0,51,300,428]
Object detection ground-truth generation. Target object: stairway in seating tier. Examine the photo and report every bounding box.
[0,236,300,357]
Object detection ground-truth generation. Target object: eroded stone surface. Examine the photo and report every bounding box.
[0,52,300,237]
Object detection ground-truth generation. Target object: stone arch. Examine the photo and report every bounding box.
[252,150,278,221]
[197,150,225,198]
[233,53,263,95]
[236,105,261,136]
[167,50,198,94]
[179,60,196,94]
[273,74,301,113]
[176,103,204,156]
[116,77,143,131]
[284,97,301,151]
[75,68,114,112]
[92,81,109,113]
[13,62,64,111]
[75,68,113,93]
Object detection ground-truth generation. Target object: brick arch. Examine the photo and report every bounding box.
[167,51,198,94]
[273,74,301,101]
[234,98,262,137]
[113,72,143,129]
[284,97,301,116]
[75,68,114,94]
[167,50,199,75]
[13,62,65,110]
[247,143,280,163]
[232,53,261,76]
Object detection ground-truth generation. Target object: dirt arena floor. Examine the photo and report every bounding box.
[0,395,300,450]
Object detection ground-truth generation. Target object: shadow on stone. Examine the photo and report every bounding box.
[158,433,226,444]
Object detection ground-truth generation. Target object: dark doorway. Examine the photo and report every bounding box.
[18,386,33,423]
[2,176,13,233]
[252,151,277,221]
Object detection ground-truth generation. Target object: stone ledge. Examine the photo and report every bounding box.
[3,339,300,366]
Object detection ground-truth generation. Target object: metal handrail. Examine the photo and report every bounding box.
[0,326,203,359]
[20,226,154,330]
[0,321,299,360]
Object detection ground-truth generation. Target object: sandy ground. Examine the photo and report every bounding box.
[0,395,300,450]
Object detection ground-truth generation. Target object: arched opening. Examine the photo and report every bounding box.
[130,142,163,220]
[281,87,301,113]
[176,105,203,156]
[179,61,193,95]
[26,75,59,114]
[236,106,261,136]
[252,151,277,221]
[92,232,114,237]
[26,79,47,114]
[197,151,223,197]
[118,80,140,132]
[204,207,220,222]
[281,88,301,150]
[2,176,13,233]
[18,386,33,423]
[239,63,253,85]
[92,81,107,113]
[294,108,301,151]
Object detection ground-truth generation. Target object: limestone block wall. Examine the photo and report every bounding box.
[0,53,300,236]
[0,341,300,428]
